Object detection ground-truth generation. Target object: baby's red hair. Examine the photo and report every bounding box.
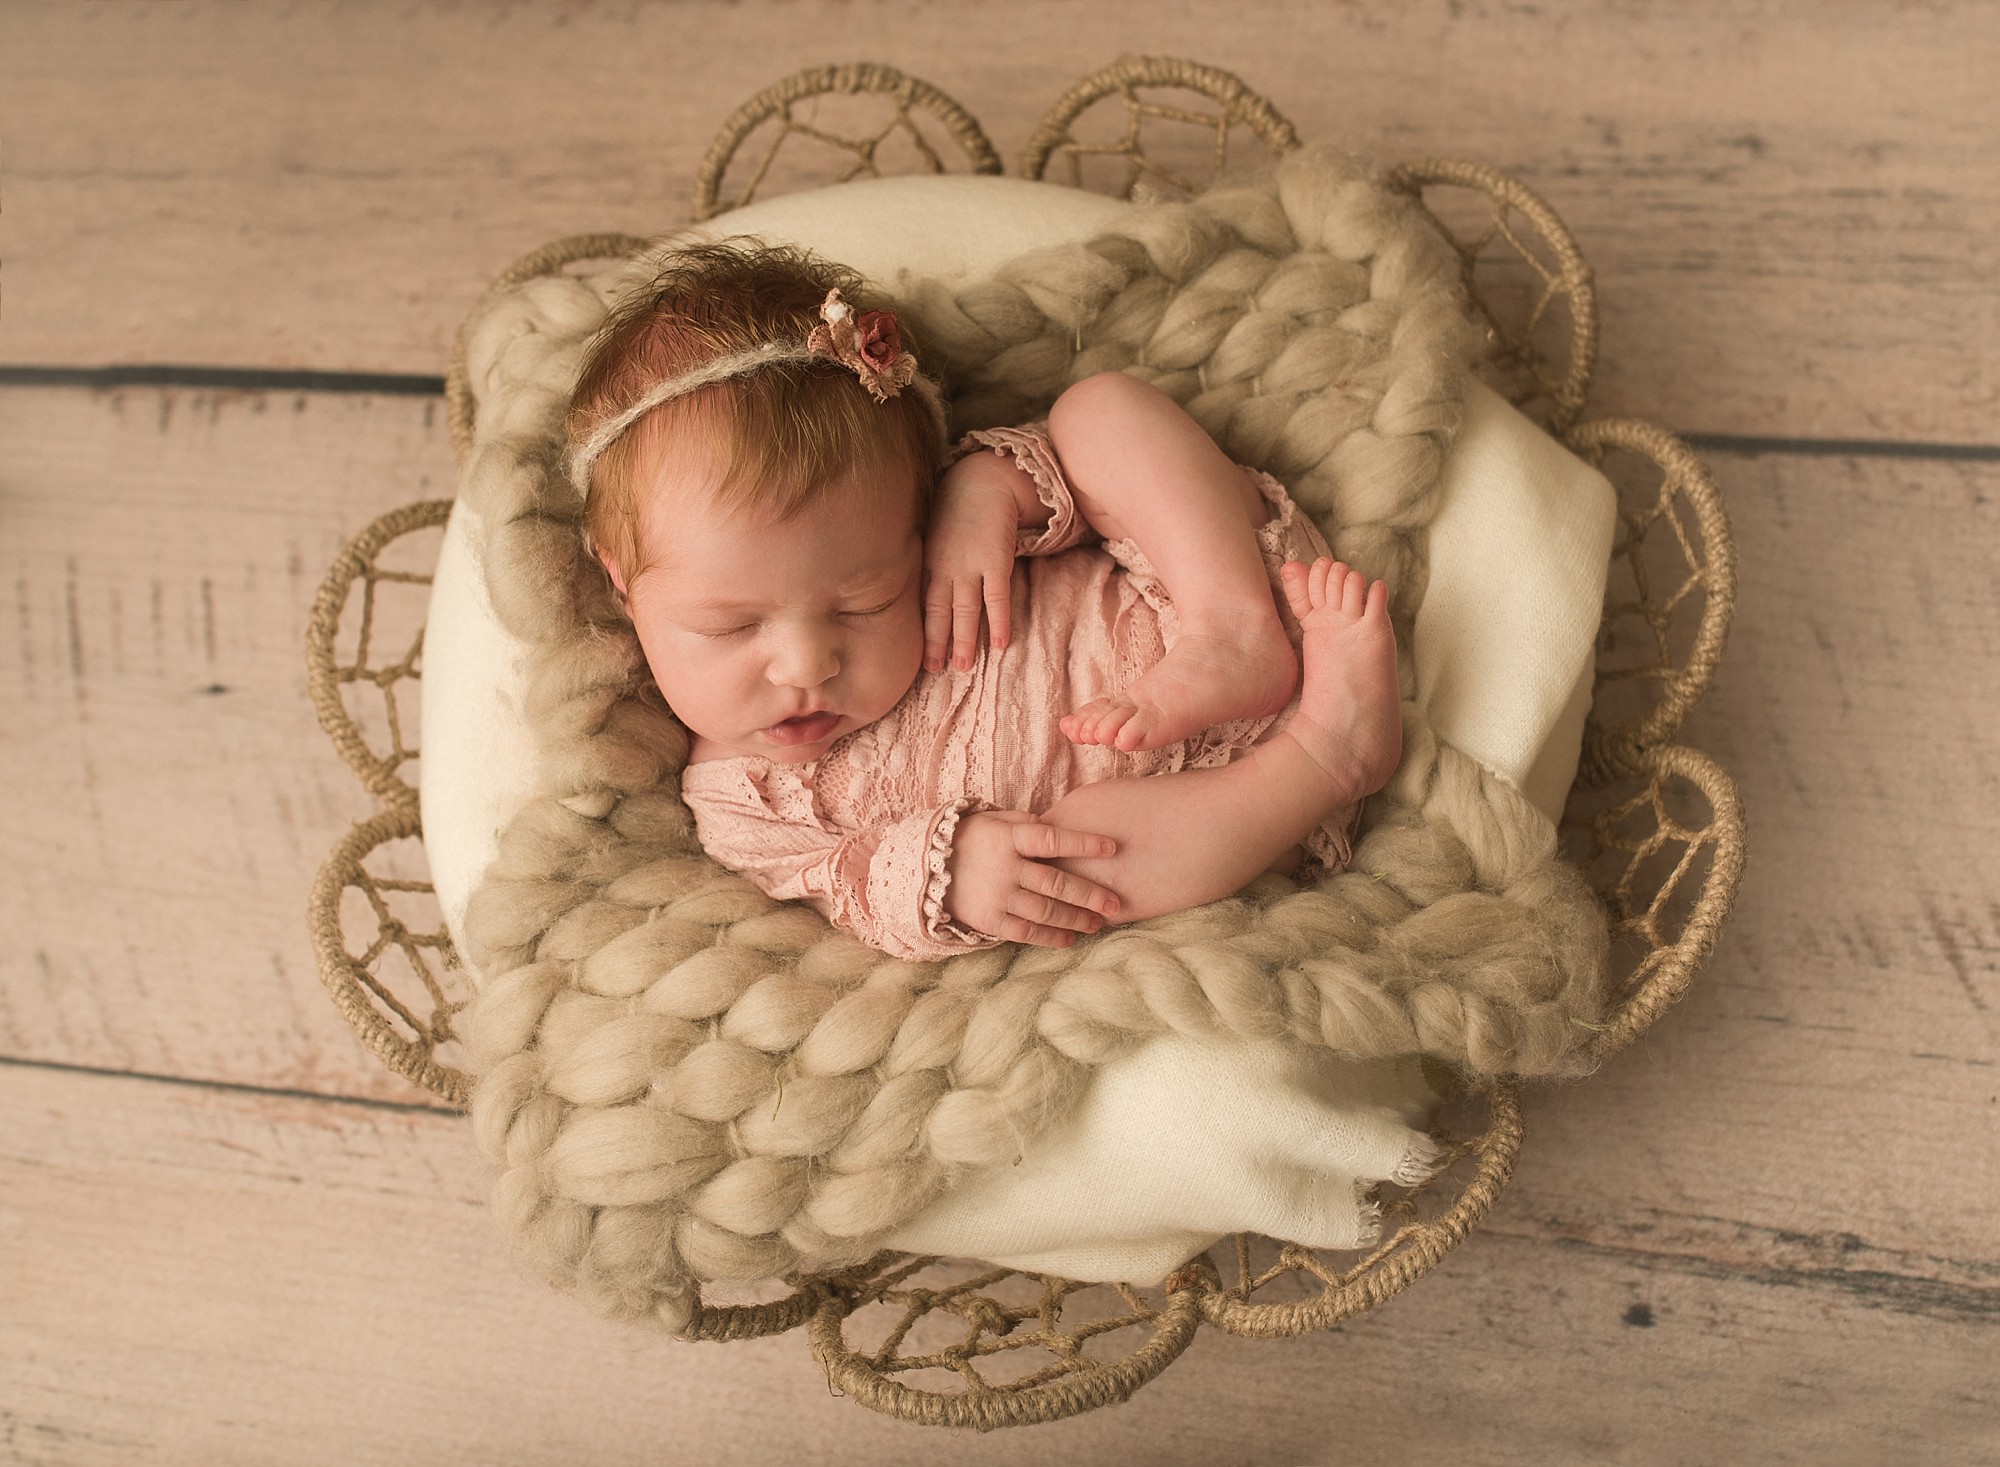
[566,240,943,582]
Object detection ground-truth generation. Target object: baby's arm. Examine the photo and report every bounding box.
[1041,746,1335,924]
[922,445,1051,672]
[686,771,1121,958]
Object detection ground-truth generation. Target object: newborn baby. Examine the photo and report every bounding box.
[566,240,1404,960]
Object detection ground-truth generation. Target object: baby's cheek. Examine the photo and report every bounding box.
[645,638,722,728]
[891,609,927,685]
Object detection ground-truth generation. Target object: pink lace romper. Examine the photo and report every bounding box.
[680,424,1357,961]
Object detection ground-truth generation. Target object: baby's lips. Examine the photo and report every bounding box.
[763,710,841,746]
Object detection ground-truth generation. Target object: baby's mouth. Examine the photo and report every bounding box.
[763,711,841,746]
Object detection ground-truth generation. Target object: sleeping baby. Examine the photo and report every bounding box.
[565,240,1405,960]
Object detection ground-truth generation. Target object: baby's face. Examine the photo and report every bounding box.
[615,453,926,764]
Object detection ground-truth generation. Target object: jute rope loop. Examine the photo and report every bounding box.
[304,496,453,809]
[1574,743,1746,1064]
[1385,159,1597,432]
[307,802,471,1106]
[693,62,1003,223]
[1199,1082,1523,1337]
[807,1260,1209,1429]
[1565,418,1738,783]
[1019,55,1301,198]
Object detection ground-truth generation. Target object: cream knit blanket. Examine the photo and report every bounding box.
[452,146,1610,1333]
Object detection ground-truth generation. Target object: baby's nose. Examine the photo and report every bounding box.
[768,626,840,687]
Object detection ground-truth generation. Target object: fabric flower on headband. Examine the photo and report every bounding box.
[807,289,919,402]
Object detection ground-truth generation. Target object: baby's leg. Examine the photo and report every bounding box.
[1046,558,1402,921]
[1047,372,1298,752]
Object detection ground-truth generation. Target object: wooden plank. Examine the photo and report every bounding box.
[3,1063,1993,1465]
[4,387,1999,1265]
[1527,446,2000,1266]
[3,0,1996,443]
[0,385,460,1105]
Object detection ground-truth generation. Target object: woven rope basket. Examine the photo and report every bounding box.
[306,57,1744,1429]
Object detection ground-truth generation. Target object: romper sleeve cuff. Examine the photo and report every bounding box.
[865,798,998,961]
[949,422,1089,556]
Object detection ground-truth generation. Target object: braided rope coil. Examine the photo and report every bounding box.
[443,144,1616,1334]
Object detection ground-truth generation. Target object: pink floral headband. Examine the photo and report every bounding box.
[567,288,947,498]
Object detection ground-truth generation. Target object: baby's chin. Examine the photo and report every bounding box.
[690,712,848,764]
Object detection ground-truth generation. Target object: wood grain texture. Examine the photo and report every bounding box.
[1530,445,2000,1267]
[0,386,459,1104]
[3,1063,1994,1467]
[3,0,1997,442]
[3,1,1998,1455]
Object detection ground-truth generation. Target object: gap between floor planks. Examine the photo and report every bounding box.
[5,366,1999,462]
[5,0,1997,444]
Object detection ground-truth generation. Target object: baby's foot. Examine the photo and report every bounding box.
[1278,559,1403,804]
[1060,604,1298,752]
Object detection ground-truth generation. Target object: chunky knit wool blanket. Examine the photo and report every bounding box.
[453,145,1609,1334]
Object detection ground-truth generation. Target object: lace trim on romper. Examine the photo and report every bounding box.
[911,799,987,951]
[682,755,996,963]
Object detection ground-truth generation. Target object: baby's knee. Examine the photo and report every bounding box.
[1046,370,1170,451]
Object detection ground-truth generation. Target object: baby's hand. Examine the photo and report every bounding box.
[924,454,1024,672]
[945,810,1122,948]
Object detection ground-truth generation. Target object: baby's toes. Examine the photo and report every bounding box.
[1339,566,1369,618]
[1309,558,1335,608]
[1096,702,1141,747]
[1280,561,1314,622]
[1364,576,1390,621]
[1111,707,1161,752]
[1063,698,1124,746]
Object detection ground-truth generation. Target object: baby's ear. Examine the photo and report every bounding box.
[590,540,630,603]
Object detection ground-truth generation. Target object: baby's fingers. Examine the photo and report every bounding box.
[1005,886,1106,936]
[950,578,985,671]
[990,910,1084,948]
[922,575,956,673]
[984,570,1012,652]
[1009,820,1117,862]
[1017,859,1120,919]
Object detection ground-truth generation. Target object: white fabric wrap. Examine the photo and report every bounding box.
[421,175,1615,1283]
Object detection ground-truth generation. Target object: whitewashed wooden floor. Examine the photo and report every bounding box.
[3,3,1997,1463]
